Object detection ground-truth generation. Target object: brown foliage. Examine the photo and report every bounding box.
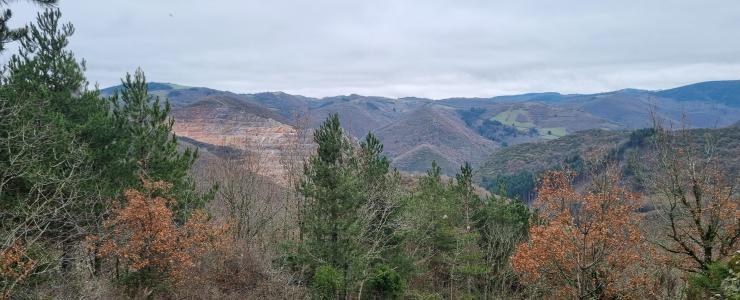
[92,181,229,290]
[0,242,36,300]
[512,170,657,299]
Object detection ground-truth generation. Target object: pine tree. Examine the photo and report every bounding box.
[355,132,407,299]
[450,162,487,297]
[297,113,361,297]
[403,161,459,295]
[472,178,530,297]
[292,115,407,298]
[0,8,104,290]
[109,69,205,220]
[0,0,57,52]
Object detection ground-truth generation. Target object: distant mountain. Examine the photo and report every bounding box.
[101,82,239,109]
[100,82,187,95]
[554,89,740,129]
[438,92,565,108]
[655,80,740,107]
[102,79,740,176]
[243,92,312,119]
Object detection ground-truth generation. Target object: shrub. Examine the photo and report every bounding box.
[365,264,404,299]
[312,265,344,299]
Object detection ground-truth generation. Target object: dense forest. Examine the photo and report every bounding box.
[1,3,738,300]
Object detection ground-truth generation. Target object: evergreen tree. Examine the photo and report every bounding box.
[297,113,362,297]
[291,115,407,298]
[0,0,56,52]
[472,185,530,297]
[0,8,106,291]
[450,163,487,297]
[403,161,460,296]
[108,69,205,220]
[355,132,407,299]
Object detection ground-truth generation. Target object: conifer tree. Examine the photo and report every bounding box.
[0,8,105,290]
[355,132,407,298]
[109,69,204,220]
[449,162,487,297]
[297,113,361,297]
[472,178,530,297]
[404,161,460,295]
[293,115,407,298]
[0,0,57,52]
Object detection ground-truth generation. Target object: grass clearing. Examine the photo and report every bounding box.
[493,109,535,129]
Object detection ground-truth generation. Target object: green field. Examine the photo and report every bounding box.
[493,110,566,139]
[539,127,567,139]
[492,109,535,129]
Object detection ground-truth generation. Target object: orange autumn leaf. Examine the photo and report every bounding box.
[511,171,657,299]
[92,180,229,286]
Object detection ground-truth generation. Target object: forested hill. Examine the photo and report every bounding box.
[476,125,740,202]
[103,80,740,177]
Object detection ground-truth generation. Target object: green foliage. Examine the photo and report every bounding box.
[482,171,536,202]
[312,265,345,299]
[108,69,207,220]
[472,195,530,295]
[289,114,407,298]
[1,8,104,248]
[366,264,404,299]
[0,8,210,297]
[298,114,361,276]
[0,1,57,53]
[0,9,109,296]
[688,254,740,300]
[402,160,531,297]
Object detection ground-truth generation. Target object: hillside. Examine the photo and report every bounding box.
[476,126,740,200]
[375,105,498,174]
[655,80,740,107]
[556,89,740,129]
[101,80,740,176]
[170,95,303,181]
[456,102,621,143]
[477,129,630,179]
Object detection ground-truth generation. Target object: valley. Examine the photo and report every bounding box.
[103,80,740,182]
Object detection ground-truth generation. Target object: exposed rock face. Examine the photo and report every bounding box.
[171,96,310,183]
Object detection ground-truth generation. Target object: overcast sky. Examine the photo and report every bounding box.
[7,0,740,98]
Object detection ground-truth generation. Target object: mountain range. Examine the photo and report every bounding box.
[102,80,740,176]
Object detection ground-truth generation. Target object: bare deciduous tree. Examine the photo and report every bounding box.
[648,114,739,274]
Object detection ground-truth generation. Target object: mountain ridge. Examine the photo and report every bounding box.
[102,79,740,176]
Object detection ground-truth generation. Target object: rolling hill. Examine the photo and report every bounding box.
[476,126,740,200]
[375,105,499,174]
[655,80,740,107]
[102,79,740,176]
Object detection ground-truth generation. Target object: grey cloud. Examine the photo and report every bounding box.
[6,0,740,98]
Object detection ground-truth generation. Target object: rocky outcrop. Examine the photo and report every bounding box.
[171,96,311,183]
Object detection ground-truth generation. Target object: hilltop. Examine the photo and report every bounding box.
[102,79,740,176]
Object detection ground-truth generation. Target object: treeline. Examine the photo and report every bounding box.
[1,3,738,300]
